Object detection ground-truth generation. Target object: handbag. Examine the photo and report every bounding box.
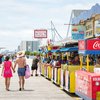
[25,65,31,79]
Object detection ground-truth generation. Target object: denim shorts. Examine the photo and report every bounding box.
[18,68,26,76]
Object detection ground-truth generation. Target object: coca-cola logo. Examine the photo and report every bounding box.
[93,41,100,49]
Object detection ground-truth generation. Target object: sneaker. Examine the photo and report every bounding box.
[19,88,21,91]
[35,74,38,76]
[31,74,33,76]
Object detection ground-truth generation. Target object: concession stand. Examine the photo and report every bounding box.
[75,39,100,100]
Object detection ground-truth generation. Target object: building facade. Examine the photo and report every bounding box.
[19,41,40,52]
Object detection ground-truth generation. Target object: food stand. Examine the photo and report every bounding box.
[75,39,100,100]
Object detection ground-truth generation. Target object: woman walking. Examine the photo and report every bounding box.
[1,56,15,91]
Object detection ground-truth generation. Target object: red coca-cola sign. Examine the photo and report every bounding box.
[78,40,86,50]
[86,39,100,50]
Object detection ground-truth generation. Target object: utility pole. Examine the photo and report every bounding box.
[50,21,63,43]
[64,11,73,38]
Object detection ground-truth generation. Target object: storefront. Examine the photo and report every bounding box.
[76,38,100,100]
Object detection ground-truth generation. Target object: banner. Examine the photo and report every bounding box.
[86,39,100,50]
[72,33,84,40]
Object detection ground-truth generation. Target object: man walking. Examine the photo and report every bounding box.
[31,55,39,76]
[14,51,26,91]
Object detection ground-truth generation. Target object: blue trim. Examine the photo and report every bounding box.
[60,48,69,52]
[68,47,78,52]
[60,47,78,52]
[86,50,100,55]
[51,49,60,53]
[79,50,100,55]
[45,47,78,53]
[75,91,95,100]
[44,49,60,53]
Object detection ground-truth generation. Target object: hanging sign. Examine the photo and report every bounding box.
[34,29,47,38]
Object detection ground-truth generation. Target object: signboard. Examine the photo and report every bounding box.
[78,39,100,55]
[75,71,91,97]
[95,20,100,37]
[86,39,100,50]
[72,33,84,40]
[75,71,100,100]
[72,25,85,40]
[34,29,47,38]
[78,40,85,50]
[85,20,94,39]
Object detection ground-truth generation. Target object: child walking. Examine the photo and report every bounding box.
[1,56,15,91]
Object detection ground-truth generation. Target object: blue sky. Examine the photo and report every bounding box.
[0,0,100,51]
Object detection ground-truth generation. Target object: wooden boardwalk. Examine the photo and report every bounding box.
[0,59,75,100]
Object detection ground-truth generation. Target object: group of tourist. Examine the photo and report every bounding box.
[0,50,100,92]
[42,53,80,67]
[0,51,39,91]
[41,53,100,73]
